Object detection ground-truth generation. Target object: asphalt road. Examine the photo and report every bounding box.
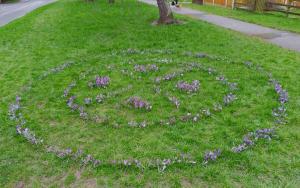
[0,0,55,27]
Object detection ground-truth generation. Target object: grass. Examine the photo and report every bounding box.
[0,0,300,187]
[183,3,300,33]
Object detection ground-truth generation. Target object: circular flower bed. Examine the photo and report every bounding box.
[8,49,288,171]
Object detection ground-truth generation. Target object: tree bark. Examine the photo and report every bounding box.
[156,0,176,24]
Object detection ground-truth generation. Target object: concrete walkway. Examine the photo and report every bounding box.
[140,0,300,53]
[0,0,55,27]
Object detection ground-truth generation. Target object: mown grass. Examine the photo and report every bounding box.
[183,3,300,33]
[0,0,299,187]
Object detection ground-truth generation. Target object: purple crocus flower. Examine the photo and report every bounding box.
[127,97,152,111]
[94,76,110,88]
[232,128,275,153]
[176,80,200,93]
[8,96,21,120]
[134,65,147,72]
[148,64,159,71]
[96,94,105,103]
[203,149,221,164]
[272,81,288,104]
[84,98,92,105]
[223,93,236,105]
[168,96,180,108]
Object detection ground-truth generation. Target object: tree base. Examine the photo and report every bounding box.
[153,18,181,25]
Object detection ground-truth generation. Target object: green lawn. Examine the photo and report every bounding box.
[0,0,300,187]
[183,3,300,33]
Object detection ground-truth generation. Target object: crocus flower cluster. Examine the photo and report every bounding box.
[79,106,88,119]
[232,128,275,153]
[203,149,221,164]
[16,127,43,145]
[115,155,196,171]
[156,58,172,64]
[46,146,73,158]
[94,85,133,104]
[154,62,215,84]
[202,109,211,117]
[157,107,213,126]
[82,154,101,167]
[207,67,216,75]
[134,64,147,72]
[134,64,159,73]
[96,76,110,87]
[89,76,110,88]
[159,116,177,126]
[272,105,287,125]
[67,96,77,110]
[213,103,223,112]
[39,61,75,79]
[9,96,43,145]
[155,71,184,83]
[180,113,200,122]
[228,82,238,91]
[46,145,197,171]
[148,64,159,71]
[168,96,180,109]
[148,155,196,172]
[223,93,237,105]
[8,96,21,120]
[92,115,109,124]
[242,61,289,125]
[120,159,143,169]
[128,120,148,128]
[96,94,105,103]
[271,79,288,104]
[127,97,152,111]
[269,79,288,124]
[46,146,101,167]
[185,63,220,78]
[216,75,238,91]
[66,96,88,119]
[84,98,92,105]
[176,80,200,93]
[231,136,254,153]
[216,75,227,83]
[253,128,275,140]
[63,81,76,97]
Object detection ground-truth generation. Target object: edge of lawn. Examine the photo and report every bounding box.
[182,3,300,34]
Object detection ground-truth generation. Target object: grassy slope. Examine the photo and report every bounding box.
[183,3,300,34]
[0,0,299,187]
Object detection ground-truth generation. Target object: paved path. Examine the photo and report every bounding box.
[0,0,55,27]
[140,0,300,52]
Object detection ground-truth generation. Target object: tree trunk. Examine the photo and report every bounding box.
[108,0,114,3]
[156,0,176,24]
[192,0,203,5]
